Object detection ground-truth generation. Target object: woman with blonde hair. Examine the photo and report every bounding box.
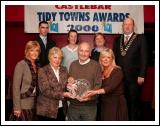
[84,48,128,120]
[12,41,41,120]
[36,47,73,121]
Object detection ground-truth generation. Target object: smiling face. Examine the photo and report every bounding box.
[122,17,134,35]
[99,48,116,69]
[95,34,105,47]
[27,47,40,61]
[68,31,78,45]
[78,42,91,63]
[39,23,49,36]
[48,47,63,69]
[100,53,113,68]
[25,41,40,61]
[49,54,62,68]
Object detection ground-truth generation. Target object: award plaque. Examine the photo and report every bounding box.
[67,79,90,98]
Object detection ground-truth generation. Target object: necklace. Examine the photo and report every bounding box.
[120,34,137,56]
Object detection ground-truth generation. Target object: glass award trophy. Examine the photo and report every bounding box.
[67,79,90,98]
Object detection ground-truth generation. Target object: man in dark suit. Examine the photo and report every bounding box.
[113,17,147,120]
[36,21,56,67]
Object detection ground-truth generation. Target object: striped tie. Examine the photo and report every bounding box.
[124,36,129,45]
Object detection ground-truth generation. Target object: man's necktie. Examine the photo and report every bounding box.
[124,36,129,45]
[43,37,47,48]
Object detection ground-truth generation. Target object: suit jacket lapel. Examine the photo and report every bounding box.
[37,36,46,50]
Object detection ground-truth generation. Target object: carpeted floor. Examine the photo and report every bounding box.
[5,99,155,121]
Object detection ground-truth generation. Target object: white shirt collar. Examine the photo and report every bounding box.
[124,32,133,38]
[79,58,90,65]
[40,35,47,40]
[50,64,60,82]
[50,64,63,108]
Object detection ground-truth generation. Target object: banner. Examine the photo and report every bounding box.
[24,5,144,34]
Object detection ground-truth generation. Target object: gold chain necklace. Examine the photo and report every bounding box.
[120,34,137,56]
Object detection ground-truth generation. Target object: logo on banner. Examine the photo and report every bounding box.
[49,22,59,32]
[104,23,112,33]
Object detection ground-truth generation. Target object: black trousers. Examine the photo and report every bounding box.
[124,80,143,121]
[37,107,65,121]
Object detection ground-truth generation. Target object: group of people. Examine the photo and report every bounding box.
[12,17,147,121]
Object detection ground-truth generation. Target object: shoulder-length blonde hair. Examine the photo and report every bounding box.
[25,41,41,58]
[48,47,63,61]
[99,48,120,70]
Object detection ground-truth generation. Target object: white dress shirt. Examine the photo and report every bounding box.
[79,58,90,65]
[124,32,133,41]
[50,64,63,108]
[40,35,47,48]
